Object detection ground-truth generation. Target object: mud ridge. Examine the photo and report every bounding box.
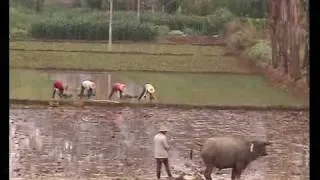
[10,99,309,111]
[10,38,226,47]
[10,48,194,57]
[10,48,233,57]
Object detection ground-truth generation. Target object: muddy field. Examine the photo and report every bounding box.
[10,105,309,180]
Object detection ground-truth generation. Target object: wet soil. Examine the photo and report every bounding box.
[10,105,309,180]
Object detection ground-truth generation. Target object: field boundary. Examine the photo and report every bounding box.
[10,38,227,47]
[10,67,259,75]
[10,48,230,57]
[10,48,194,56]
[10,99,309,111]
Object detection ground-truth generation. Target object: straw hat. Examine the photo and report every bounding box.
[159,124,169,132]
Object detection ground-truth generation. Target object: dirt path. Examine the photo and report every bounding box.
[10,105,309,180]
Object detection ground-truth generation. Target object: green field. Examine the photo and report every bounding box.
[10,69,53,100]
[9,69,307,106]
[10,50,252,73]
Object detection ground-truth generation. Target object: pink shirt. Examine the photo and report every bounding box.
[113,83,126,91]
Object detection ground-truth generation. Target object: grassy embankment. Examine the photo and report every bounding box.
[10,41,251,73]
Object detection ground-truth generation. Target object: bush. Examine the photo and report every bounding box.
[226,30,256,51]
[206,8,235,34]
[22,8,240,40]
[183,27,195,35]
[30,18,157,41]
[140,12,208,34]
[10,7,40,39]
[11,28,28,39]
[248,41,272,64]
[154,25,170,36]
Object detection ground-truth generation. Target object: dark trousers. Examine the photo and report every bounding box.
[108,89,123,99]
[156,158,172,179]
[138,87,147,101]
[52,88,63,98]
[80,86,93,99]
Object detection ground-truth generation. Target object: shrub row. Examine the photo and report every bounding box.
[30,19,157,41]
[29,8,240,40]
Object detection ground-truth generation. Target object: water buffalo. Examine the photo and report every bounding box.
[190,136,271,180]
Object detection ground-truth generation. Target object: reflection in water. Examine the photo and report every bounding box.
[10,106,309,179]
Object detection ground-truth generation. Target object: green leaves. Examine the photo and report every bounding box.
[30,17,157,41]
[206,8,235,34]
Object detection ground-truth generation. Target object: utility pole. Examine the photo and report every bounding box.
[151,0,154,14]
[137,0,141,21]
[108,0,113,51]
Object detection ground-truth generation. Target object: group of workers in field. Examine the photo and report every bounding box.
[52,80,157,102]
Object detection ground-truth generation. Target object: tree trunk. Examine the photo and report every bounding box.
[280,0,289,74]
[289,24,301,80]
[282,21,288,74]
[304,0,309,84]
[288,0,301,81]
[271,24,278,68]
[270,0,279,68]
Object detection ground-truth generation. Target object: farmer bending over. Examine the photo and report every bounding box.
[138,83,156,102]
[52,80,69,99]
[79,80,96,99]
[108,83,127,100]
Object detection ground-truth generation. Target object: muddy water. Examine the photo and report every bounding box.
[10,106,309,180]
[45,71,143,100]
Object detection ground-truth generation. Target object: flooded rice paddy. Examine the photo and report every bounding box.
[10,105,309,180]
[10,69,307,106]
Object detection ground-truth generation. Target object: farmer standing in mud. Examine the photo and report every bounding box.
[138,83,156,102]
[79,80,96,99]
[153,125,173,179]
[52,80,69,99]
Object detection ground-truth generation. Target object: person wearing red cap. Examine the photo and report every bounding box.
[52,80,68,99]
[108,83,126,100]
[79,80,96,99]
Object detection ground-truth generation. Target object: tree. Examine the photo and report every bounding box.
[288,0,301,80]
[270,0,304,81]
[270,0,279,68]
[300,0,309,84]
